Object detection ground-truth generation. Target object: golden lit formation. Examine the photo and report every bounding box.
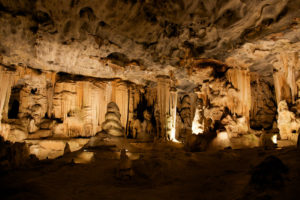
[0,0,300,199]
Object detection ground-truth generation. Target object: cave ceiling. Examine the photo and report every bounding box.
[0,0,300,90]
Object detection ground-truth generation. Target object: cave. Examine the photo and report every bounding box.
[7,99,19,119]
[7,87,21,119]
[1,0,300,199]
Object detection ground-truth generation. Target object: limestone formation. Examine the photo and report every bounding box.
[0,0,299,161]
[0,136,34,169]
[184,134,211,152]
[116,149,133,180]
[142,110,153,139]
[2,1,300,198]
[131,117,142,139]
[259,131,278,150]
[102,102,124,137]
[277,100,300,142]
[250,156,289,190]
[178,95,192,136]
[250,73,277,130]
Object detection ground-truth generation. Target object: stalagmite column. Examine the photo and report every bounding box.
[94,81,108,131]
[106,81,113,103]
[168,87,177,141]
[0,67,15,130]
[156,75,171,139]
[45,72,56,118]
[53,82,77,121]
[127,84,135,136]
[192,87,204,135]
[53,78,112,137]
[115,80,129,129]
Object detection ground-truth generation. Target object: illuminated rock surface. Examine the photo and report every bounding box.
[0,0,300,199]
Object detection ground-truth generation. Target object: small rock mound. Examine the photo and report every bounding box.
[250,155,289,190]
[0,136,37,170]
[184,134,210,152]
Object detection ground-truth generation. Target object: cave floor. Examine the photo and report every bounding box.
[1,143,300,200]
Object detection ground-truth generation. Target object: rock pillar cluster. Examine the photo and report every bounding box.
[0,65,140,142]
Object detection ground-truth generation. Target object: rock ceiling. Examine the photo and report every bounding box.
[0,0,300,89]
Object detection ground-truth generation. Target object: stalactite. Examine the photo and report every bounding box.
[156,75,179,141]
[168,87,178,141]
[226,68,251,127]
[156,75,171,139]
[0,68,14,131]
[273,72,292,104]
[273,52,299,104]
[94,81,108,131]
[53,82,77,121]
[127,85,135,137]
[106,81,112,103]
[192,88,204,135]
[250,72,276,129]
[45,72,56,118]
[115,80,129,129]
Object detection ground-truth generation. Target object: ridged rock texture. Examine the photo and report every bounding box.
[0,0,299,85]
[102,102,124,137]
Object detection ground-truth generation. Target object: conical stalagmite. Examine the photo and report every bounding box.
[102,102,124,137]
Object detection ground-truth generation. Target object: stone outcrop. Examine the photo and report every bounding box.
[277,100,300,142]
[250,73,276,130]
[0,0,299,86]
[192,67,251,139]
[0,136,37,169]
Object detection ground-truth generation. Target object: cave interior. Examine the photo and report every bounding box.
[1,0,300,199]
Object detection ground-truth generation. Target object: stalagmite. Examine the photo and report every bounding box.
[0,67,14,132]
[273,52,299,104]
[127,85,135,137]
[156,75,171,139]
[277,100,300,142]
[102,102,124,137]
[168,87,177,141]
[250,73,276,130]
[192,96,204,135]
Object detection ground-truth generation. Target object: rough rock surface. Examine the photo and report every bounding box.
[0,0,299,87]
[277,100,300,142]
[250,73,277,129]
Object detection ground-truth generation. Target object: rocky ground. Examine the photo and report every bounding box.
[1,142,300,200]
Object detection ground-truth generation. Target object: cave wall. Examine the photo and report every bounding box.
[0,65,141,141]
[273,52,299,105]
[250,72,276,130]
[191,67,251,139]
[226,69,251,121]
[273,52,300,142]
[1,59,300,146]
[0,66,15,131]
